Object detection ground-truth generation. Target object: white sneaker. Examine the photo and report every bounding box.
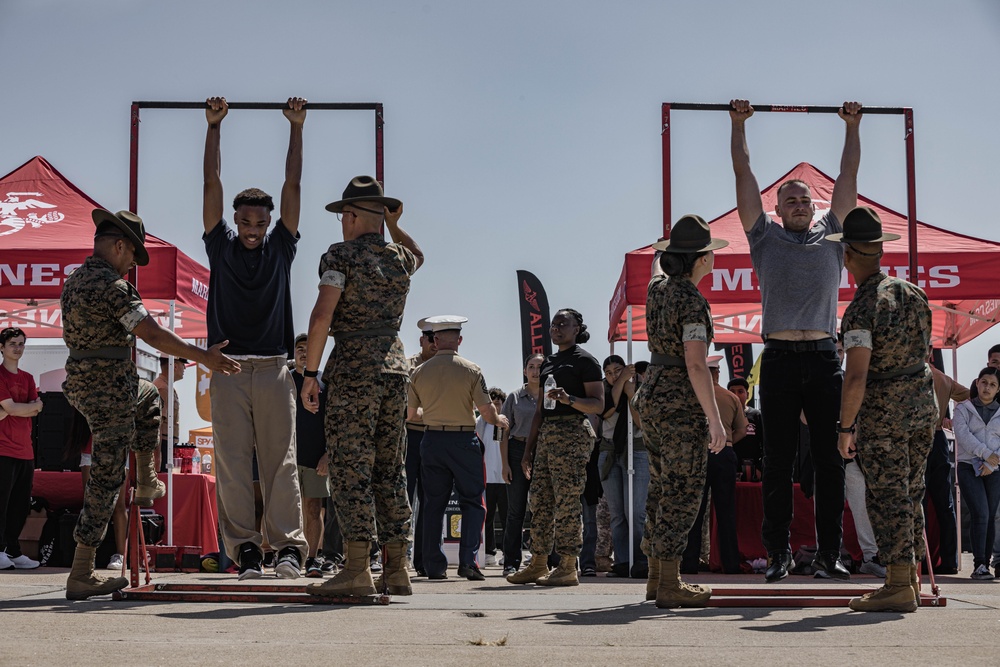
[0,551,14,570]
[107,553,125,571]
[11,554,40,570]
[971,564,994,580]
[485,554,497,566]
[858,559,886,578]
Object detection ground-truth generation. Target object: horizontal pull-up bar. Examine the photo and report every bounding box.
[132,101,382,111]
[667,102,908,115]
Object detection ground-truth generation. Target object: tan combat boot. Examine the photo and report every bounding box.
[134,451,166,507]
[537,555,579,587]
[373,542,412,596]
[306,540,376,597]
[506,554,550,584]
[66,544,129,600]
[848,562,918,613]
[655,559,711,608]
[646,557,660,601]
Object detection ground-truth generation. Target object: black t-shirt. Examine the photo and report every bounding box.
[540,345,602,417]
[292,371,326,468]
[733,407,763,467]
[204,218,298,356]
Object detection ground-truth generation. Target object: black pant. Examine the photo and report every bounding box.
[405,427,426,570]
[503,438,531,569]
[322,496,343,561]
[759,345,845,554]
[683,446,741,573]
[0,456,34,558]
[923,429,958,569]
[484,483,508,554]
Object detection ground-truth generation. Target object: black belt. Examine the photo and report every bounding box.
[333,327,398,343]
[868,362,927,381]
[545,414,581,422]
[649,352,686,368]
[424,425,476,432]
[406,423,426,432]
[68,346,131,361]
[763,338,837,353]
[509,437,526,444]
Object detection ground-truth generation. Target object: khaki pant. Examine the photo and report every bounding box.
[211,357,307,561]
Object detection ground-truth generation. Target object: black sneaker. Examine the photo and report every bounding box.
[275,547,301,579]
[238,542,263,581]
[370,557,383,573]
[305,557,324,578]
[263,551,276,569]
[502,566,518,577]
[811,551,851,580]
[457,563,486,581]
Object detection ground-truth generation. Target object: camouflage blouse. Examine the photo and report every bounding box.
[61,255,147,350]
[318,232,417,376]
[841,272,932,376]
[645,274,713,357]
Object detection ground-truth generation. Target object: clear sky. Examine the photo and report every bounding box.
[3,1,999,439]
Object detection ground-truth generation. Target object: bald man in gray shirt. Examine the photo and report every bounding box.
[729,98,862,583]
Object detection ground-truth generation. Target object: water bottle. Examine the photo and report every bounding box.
[202,452,212,475]
[191,449,201,475]
[543,375,557,410]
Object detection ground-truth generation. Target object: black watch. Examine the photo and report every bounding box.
[837,421,856,434]
[567,395,576,406]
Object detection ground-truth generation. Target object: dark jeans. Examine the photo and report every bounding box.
[581,498,597,570]
[923,429,958,569]
[484,483,508,554]
[759,344,845,554]
[957,462,1000,568]
[503,438,531,569]
[0,456,33,558]
[322,495,343,561]
[405,427,426,570]
[683,446,741,573]
[421,431,486,573]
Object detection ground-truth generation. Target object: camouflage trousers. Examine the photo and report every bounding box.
[633,366,708,560]
[596,496,612,559]
[528,416,595,557]
[63,359,160,547]
[856,373,938,565]
[325,372,411,544]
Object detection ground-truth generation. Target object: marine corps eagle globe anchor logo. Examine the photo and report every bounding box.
[0,192,65,237]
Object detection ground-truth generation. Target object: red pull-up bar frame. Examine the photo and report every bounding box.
[661,102,918,280]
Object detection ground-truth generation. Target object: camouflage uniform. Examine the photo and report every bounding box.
[633,275,712,560]
[530,417,597,556]
[60,255,161,547]
[841,272,938,565]
[318,232,417,544]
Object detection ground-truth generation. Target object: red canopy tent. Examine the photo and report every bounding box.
[0,156,208,338]
[609,162,1000,347]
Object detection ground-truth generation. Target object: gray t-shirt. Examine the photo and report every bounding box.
[747,211,844,338]
[501,386,539,440]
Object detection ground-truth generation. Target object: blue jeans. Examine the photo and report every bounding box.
[405,427,426,571]
[957,462,1000,568]
[503,438,531,569]
[599,448,649,571]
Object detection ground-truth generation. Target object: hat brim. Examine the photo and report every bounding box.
[92,209,149,266]
[826,232,901,243]
[651,237,729,254]
[325,196,403,214]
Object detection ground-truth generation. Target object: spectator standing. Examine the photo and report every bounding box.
[405,320,437,576]
[727,378,763,478]
[926,363,967,575]
[152,355,186,472]
[476,387,508,567]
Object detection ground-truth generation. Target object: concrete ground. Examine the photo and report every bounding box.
[1,553,997,666]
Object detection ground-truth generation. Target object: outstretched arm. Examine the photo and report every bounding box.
[280,97,307,236]
[133,315,240,376]
[730,99,764,232]
[830,101,862,223]
[203,97,228,234]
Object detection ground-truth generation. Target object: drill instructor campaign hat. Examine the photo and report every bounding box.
[92,208,150,266]
[325,176,402,214]
[826,206,901,243]
[651,214,729,254]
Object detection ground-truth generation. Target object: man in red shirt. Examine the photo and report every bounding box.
[0,327,43,570]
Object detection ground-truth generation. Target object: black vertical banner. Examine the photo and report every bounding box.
[516,270,552,363]
[720,343,753,380]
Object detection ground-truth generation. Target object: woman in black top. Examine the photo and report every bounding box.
[506,309,604,587]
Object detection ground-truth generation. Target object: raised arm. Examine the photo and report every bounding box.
[203,97,228,234]
[830,101,862,223]
[280,97,307,236]
[384,203,424,271]
[730,99,764,232]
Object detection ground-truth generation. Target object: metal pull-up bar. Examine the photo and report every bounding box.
[661,102,918,280]
[128,100,385,214]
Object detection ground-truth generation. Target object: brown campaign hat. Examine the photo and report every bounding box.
[92,208,150,266]
[325,176,402,214]
[826,206,901,243]
[652,215,729,254]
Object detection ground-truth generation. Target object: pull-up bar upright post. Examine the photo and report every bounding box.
[661,102,918,280]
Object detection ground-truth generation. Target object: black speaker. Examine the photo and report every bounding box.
[33,392,80,472]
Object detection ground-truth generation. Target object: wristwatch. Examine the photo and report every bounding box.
[567,395,576,406]
[836,421,856,434]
